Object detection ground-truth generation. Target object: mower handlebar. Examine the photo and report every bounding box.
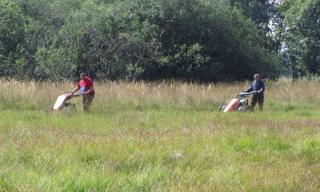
[237,91,257,97]
[65,92,81,100]
[72,93,81,97]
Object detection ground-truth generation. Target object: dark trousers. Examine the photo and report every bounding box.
[83,93,94,112]
[251,94,264,111]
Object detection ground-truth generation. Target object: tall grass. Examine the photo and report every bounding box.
[0,79,320,191]
[2,79,320,111]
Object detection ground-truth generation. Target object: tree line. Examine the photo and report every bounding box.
[0,0,319,82]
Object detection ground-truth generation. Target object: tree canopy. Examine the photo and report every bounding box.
[2,0,318,81]
[280,0,320,77]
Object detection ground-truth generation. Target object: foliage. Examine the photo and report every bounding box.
[0,0,280,81]
[280,0,320,77]
[229,0,278,32]
[0,0,27,77]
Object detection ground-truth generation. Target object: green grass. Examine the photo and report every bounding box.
[0,81,320,191]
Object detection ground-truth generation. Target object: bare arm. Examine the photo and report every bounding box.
[257,87,264,93]
[84,87,93,95]
[257,82,265,93]
[71,86,79,94]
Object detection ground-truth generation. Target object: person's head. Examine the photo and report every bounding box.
[80,73,87,80]
[254,74,262,81]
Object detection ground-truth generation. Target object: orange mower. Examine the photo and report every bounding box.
[218,91,257,112]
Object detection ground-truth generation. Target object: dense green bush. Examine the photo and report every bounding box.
[0,0,281,81]
[0,0,27,77]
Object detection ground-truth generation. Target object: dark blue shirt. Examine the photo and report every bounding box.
[252,80,265,93]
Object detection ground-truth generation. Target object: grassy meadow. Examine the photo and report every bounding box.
[0,80,320,191]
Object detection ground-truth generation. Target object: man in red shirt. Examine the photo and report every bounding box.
[71,73,95,112]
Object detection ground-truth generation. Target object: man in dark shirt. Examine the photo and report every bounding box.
[246,74,265,111]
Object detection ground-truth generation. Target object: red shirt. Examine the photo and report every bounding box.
[77,76,95,94]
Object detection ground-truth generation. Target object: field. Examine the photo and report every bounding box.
[0,80,320,192]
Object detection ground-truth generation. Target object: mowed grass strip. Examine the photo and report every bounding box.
[0,80,319,191]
